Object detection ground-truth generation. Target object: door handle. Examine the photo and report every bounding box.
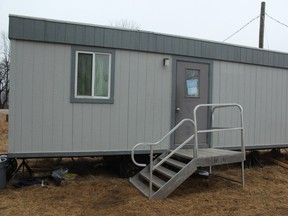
[176,107,181,112]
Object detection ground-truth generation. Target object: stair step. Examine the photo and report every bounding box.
[159,155,186,169]
[154,166,176,178]
[129,177,151,198]
[151,159,197,200]
[174,151,193,160]
[140,171,166,188]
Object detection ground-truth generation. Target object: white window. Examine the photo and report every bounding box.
[75,51,111,99]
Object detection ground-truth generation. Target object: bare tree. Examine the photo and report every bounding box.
[0,32,10,109]
[110,18,141,30]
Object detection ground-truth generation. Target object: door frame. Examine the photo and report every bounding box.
[170,56,214,149]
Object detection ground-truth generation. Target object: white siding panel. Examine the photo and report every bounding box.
[152,55,163,146]
[9,42,172,155]
[144,54,156,144]
[127,52,139,148]
[61,46,73,152]
[82,105,92,151]
[100,105,111,150]
[42,44,55,152]
[160,56,172,149]
[52,45,65,152]
[211,62,220,147]
[91,107,103,150]
[136,52,147,145]
[213,61,288,148]
[21,42,34,152]
[15,42,24,153]
[283,71,288,142]
[8,41,17,152]
[72,104,83,151]
[109,55,121,151]
[117,51,129,149]
[31,43,44,152]
[254,66,266,144]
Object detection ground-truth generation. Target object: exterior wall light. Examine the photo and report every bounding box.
[163,58,170,66]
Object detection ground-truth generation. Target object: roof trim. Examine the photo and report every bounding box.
[8,15,288,69]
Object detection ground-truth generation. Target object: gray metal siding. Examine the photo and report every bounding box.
[9,40,172,155]
[9,15,288,69]
[212,61,288,148]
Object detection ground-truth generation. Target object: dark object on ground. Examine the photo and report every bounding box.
[13,179,41,188]
[5,157,18,180]
[0,156,7,188]
[104,154,150,178]
[0,155,18,180]
[51,168,68,186]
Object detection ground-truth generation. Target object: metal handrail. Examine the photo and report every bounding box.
[131,118,196,198]
[131,118,196,167]
[193,103,244,154]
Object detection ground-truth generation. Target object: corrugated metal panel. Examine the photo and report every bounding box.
[130,31,140,50]
[156,35,165,53]
[94,28,104,47]
[34,20,45,41]
[139,32,149,51]
[85,26,95,46]
[64,23,76,44]
[173,37,182,55]
[46,22,56,41]
[75,25,86,45]
[181,38,190,56]
[163,36,173,53]
[240,48,247,62]
[103,28,115,48]
[186,39,195,56]
[9,15,288,69]
[9,16,22,39]
[23,18,34,40]
[212,61,288,148]
[194,40,202,57]
[55,23,66,43]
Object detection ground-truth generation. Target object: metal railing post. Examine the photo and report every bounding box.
[193,107,198,159]
[149,145,153,199]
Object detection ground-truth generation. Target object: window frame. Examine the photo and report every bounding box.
[70,46,115,104]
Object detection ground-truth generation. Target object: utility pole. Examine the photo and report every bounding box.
[259,2,266,48]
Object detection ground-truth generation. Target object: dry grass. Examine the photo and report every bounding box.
[0,119,8,154]
[0,118,288,215]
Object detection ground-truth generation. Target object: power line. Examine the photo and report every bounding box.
[265,13,288,29]
[223,15,260,42]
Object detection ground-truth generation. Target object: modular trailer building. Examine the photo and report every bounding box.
[8,15,288,158]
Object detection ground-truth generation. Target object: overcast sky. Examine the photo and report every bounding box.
[1,0,288,53]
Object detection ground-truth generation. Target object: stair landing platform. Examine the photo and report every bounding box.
[175,148,245,167]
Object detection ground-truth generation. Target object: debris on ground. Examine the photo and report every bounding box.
[51,168,68,186]
[13,179,41,188]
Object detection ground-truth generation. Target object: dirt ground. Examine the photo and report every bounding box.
[0,118,288,216]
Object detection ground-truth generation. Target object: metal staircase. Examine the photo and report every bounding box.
[130,151,197,199]
[130,103,245,200]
